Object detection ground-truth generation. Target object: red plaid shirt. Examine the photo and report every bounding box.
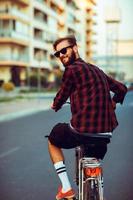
[53,58,127,133]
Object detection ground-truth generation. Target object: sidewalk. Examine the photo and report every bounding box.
[0,92,56,122]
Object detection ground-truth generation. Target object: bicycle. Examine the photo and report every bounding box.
[74,134,111,200]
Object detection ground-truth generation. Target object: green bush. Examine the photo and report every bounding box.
[2,82,15,92]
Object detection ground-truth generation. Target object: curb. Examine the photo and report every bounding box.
[0,106,50,123]
[0,93,55,123]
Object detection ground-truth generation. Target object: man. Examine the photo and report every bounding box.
[47,35,127,200]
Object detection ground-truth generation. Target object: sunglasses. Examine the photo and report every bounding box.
[54,45,73,58]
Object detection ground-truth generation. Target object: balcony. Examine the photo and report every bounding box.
[66,0,79,11]
[8,0,30,7]
[0,54,29,62]
[0,31,29,46]
[33,19,48,32]
[0,9,29,23]
[33,8,50,30]
[10,9,29,22]
[89,0,97,5]
[86,12,93,21]
[66,21,80,33]
[0,54,29,67]
[32,59,51,69]
[52,0,65,8]
[33,0,59,20]
[50,0,65,15]
[33,38,49,49]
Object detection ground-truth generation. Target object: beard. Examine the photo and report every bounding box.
[60,51,76,67]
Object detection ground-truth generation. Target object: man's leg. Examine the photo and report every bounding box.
[48,140,72,193]
[48,140,64,163]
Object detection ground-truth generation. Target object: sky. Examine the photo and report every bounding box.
[96,0,133,55]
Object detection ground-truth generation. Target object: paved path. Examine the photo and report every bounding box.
[0,93,56,122]
[0,104,133,200]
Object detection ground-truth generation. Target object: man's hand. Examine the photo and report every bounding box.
[51,103,56,110]
[51,103,59,112]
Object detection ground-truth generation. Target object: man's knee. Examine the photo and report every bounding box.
[48,123,66,148]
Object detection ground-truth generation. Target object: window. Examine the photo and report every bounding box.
[13,20,16,30]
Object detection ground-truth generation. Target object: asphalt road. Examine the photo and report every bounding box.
[0,91,133,200]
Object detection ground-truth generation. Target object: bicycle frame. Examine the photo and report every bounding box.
[75,146,104,200]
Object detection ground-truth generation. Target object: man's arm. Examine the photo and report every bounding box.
[52,67,74,112]
[105,74,127,104]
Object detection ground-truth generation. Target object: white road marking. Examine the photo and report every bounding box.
[0,146,21,159]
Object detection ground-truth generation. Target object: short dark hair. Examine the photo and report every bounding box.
[53,35,77,50]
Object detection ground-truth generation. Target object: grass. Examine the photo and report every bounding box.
[0,87,58,103]
[0,96,25,103]
[19,88,58,93]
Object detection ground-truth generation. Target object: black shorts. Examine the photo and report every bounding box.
[48,123,110,159]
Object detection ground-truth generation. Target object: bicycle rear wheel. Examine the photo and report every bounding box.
[84,179,100,200]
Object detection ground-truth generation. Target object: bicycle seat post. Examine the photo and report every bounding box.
[75,146,84,186]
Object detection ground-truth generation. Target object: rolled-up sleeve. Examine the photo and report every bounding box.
[106,74,127,104]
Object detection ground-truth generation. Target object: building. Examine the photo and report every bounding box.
[93,2,133,82]
[93,39,133,82]
[0,0,97,87]
[85,1,97,62]
[117,40,133,81]
[117,40,133,56]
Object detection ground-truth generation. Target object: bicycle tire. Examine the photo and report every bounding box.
[84,179,100,200]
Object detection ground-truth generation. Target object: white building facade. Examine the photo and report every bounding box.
[0,0,97,86]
